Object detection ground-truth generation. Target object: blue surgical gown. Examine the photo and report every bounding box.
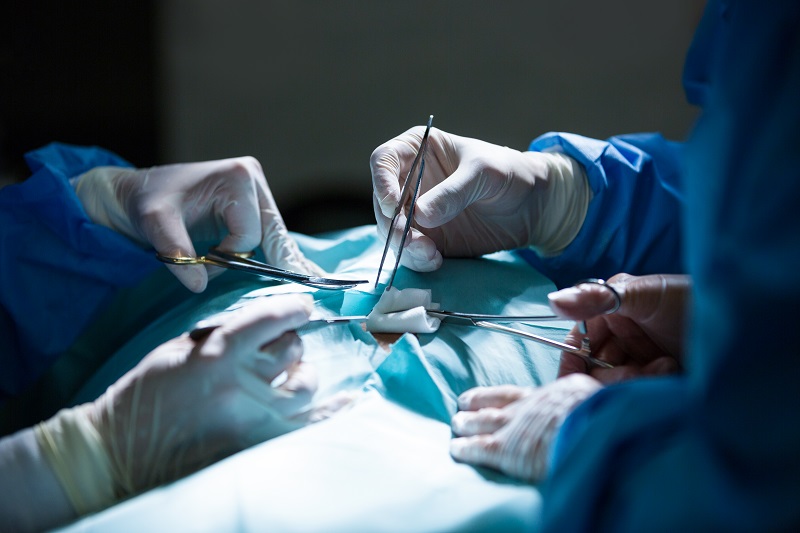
[520,131,685,288]
[533,1,800,530]
[0,144,159,400]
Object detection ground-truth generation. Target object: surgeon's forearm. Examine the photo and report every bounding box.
[0,428,76,532]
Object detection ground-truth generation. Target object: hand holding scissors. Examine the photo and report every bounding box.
[74,156,325,293]
[551,275,689,382]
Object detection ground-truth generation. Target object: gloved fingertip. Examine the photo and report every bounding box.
[378,196,398,219]
[449,438,467,459]
[456,390,478,411]
[169,264,208,293]
[449,437,482,463]
[548,284,620,318]
[406,253,442,273]
[547,286,582,310]
[402,240,442,272]
[450,412,469,435]
[410,204,433,228]
[411,199,445,229]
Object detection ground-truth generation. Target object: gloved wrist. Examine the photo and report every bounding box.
[73,166,147,246]
[525,152,592,257]
[33,404,119,517]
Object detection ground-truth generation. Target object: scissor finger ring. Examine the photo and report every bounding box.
[575,278,622,315]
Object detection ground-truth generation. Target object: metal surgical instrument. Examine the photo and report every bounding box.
[189,315,368,341]
[375,115,434,290]
[297,315,369,334]
[157,248,368,290]
[426,309,615,369]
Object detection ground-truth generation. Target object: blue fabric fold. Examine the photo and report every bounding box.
[0,143,159,399]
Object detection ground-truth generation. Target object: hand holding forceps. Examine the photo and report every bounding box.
[157,248,367,290]
[375,115,434,289]
[427,278,620,370]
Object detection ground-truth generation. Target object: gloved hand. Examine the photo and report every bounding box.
[73,157,325,292]
[33,294,349,517]
[450,374,602,483]
[371,127,592,272]
[549,273,691,383]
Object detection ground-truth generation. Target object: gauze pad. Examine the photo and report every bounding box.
[366,288,441,334]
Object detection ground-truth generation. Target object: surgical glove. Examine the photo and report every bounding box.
[450,374,601,483]
[549,273,690,382]
[73,157,325,292]
[371,127,592,272]
[33,294,334,518]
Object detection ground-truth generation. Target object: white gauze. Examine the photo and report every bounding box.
[366,287,441,334]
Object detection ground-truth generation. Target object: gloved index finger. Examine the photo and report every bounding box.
[457,385,530,411]
[547,283,620,321]
[142,208,209,293]
[450,435,500,469]
[371,148,404,219]
[370,128,427,218]
[215,176,263,255]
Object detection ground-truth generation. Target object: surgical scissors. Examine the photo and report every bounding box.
[375,115,434,289]
[426,308,614,369]
[157,248,368,290]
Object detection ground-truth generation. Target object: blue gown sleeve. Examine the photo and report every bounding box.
[0,143,160,400]
[542,1,800,529]
[518,131,686,288]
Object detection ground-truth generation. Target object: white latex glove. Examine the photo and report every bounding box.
[371,127,592,272]
[450,374,601,483]
[74,157,325,292]
[30,294,348,522]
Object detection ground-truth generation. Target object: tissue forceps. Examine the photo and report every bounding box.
[426,309,614,369]
[375,115,434,289]
[157,248,367,290]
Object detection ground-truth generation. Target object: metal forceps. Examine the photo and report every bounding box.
[157,248,367,290]
[375,115,434,289]
[189,314,369,341]
[426,308,615,369]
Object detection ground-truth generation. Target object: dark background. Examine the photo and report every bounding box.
[2,1,701,234]
[2,2,158,176]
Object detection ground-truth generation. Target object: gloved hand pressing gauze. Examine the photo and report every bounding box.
[366,287,441,333]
